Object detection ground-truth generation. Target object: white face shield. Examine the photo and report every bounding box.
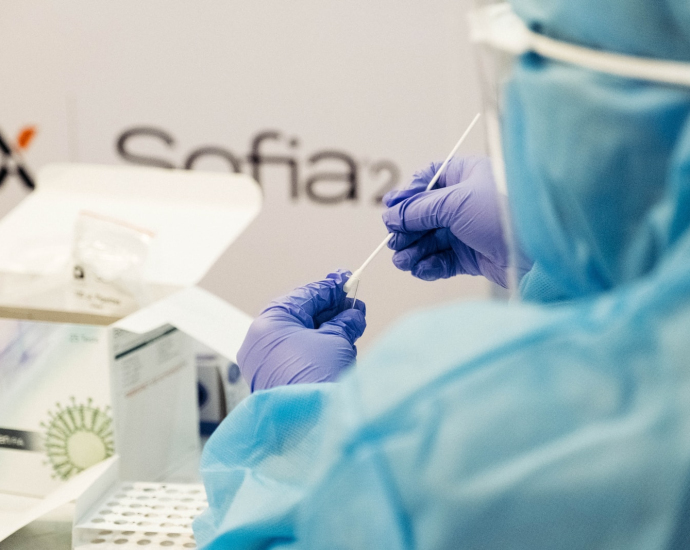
[467,2,690,298]
[470,4,690,88]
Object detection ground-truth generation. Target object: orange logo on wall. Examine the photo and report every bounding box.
[0,125,37,189]
[16,126,37,150]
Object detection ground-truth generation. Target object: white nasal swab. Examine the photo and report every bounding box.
[345,112,482,304]
[346,233,394,297]
[423,112,482,192]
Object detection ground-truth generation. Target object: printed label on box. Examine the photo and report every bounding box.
[0,318,111,497]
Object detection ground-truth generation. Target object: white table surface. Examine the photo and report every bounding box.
[3,503,74,549]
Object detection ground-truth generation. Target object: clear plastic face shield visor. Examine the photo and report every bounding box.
[468,1,690,298]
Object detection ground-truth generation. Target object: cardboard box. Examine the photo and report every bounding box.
[0,163,261,541]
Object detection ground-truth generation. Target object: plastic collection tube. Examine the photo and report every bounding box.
[345,112,482,304]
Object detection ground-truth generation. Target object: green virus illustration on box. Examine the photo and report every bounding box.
[41,397,114,480]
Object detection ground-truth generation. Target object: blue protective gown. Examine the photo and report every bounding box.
[194,1,690,548]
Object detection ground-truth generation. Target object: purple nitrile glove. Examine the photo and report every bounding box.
[237,269,366,392]
[382,156,532,288]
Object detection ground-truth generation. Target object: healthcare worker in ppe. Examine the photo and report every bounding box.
[194,0,690,548]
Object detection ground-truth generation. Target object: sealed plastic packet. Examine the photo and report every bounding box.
[72,211,154,315]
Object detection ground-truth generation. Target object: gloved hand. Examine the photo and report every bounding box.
[237,270,366,392]
[382,156,532,287]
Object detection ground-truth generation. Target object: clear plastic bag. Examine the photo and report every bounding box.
[72,211,154,313]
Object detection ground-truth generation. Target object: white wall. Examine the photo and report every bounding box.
[0,1,489,349]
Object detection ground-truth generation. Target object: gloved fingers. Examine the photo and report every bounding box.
[383,184,468,235]
[318,308,367,345]
[314,293,366,327]
[387,229,428,251]
[313,300,345,328]
[382,186,424,208]
[391,229,453,272]
[344,297,367,314]
[445,170,506,265]
[448,238,483,278]
[383,191,438,251]
[384,157,491,208]
[410,249,458,281]
[383,162,445,208]
[397,232,484,280]
[263,269,351,329]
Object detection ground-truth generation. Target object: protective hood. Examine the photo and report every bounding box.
[501,0,690,301]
